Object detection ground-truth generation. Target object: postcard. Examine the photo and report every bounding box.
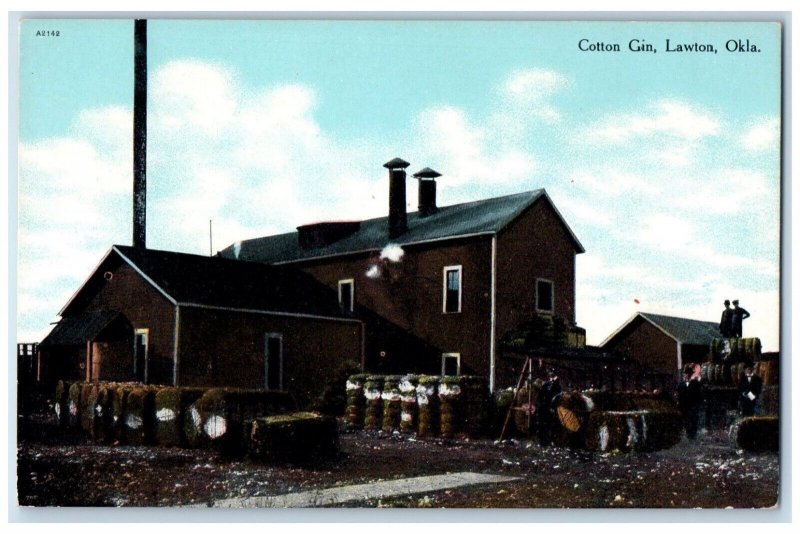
[15,17,783,513]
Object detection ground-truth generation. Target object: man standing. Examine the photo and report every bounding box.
[677,365,704,441]
[719,300,734,338]
[536,370,562,447]
[731,300,751,338]
[738,364,763,417]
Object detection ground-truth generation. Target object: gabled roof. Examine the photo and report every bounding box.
[40,310,122,347]
[600,312,720,347]
[218,189,585,264]
[60,245,352,320]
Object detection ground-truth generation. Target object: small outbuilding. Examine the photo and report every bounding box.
[599,312,720,378]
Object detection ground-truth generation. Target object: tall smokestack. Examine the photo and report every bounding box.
[133,19,147,249]
[383,157,410,239]
[413,167,442,217]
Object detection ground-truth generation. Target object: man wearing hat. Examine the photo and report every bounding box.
[536,369,562,447]
[719,300,734,338]
[738,364,762,417]
[677,365,704,440]
[731,300,750,338]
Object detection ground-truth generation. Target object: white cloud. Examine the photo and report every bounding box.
[586,100,720,144]
[501,69,567,121]
[677,168,770,215]
[635,213,694,250]
[567,168,662,198]
[413,106,537,188]
[555,196,612,229]
[740,117,780,152]
[153,59,238,137]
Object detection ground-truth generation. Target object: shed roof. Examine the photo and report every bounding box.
[39,310,121,347]
[61,245,350,320]
[601,312,720,347]
[219,189,584,264]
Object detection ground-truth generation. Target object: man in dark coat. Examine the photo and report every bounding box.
[731,299,750,338]
[738,364,763,417]
[536,370,562,447]
[719,300,734,338]
[677,366,704,440]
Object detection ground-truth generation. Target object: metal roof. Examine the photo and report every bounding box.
[601,312,721,347]
[61,246,350,320]
[39,310,121,347]
[219,189,585,264]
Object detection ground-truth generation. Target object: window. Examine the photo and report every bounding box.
[442,353,461,376]
[338,279,354,313]
[264,333,283,390]
[536,279,554,313]
[443,265,462,314]
[133,329,149,383]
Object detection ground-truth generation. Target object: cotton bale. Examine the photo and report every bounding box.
[438,376,465,439]
[710,338,725,362]
[714,363,728,385]
[185,388,296,455]
[381,375,403,433]
[54,380,71,428]
[730,363,745,388]
[552,391,594,437]
[91,384,117,442]
[79,383,100,434]
[701,362,713,383]
[416,376,440,438]
[110,384,138,442]
[123,386,159,445]
[757,360,778,386]
[731,338,761,363]
[512,385,541,437]
[249,412,338,463]
[344,373,370,431]
[154,387,207,447]
[398,374,419,434]
[556,391,677,441]
[731,416,779,452]
[362,375,385,431]
[584,409,682,453]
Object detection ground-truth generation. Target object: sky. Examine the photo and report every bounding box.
[16,19,782,350]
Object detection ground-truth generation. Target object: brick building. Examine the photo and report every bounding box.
[599,312,719,377]
[39,157,586,399]
[219,158,586,391]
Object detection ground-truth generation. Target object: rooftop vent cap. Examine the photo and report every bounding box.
[383,157,410,169]
[413,167,442,217]
[412,167,442,179]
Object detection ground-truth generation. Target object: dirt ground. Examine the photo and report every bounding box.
[16,399,779,509]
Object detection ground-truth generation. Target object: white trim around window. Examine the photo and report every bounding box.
[338,278,355,313]
[441,352,461,376]
[535,278,555,313]
[442,265,462,314]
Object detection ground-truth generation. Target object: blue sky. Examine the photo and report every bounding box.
[17,20,782,350]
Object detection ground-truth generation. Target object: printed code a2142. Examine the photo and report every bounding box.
[35,30,60,37]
